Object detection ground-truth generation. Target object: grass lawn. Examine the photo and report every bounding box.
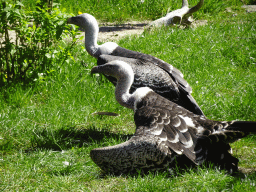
[1,1,256,191]
[18,0,252,22]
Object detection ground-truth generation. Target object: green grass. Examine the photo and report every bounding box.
[15,0,252,22]
[1,2,256,191]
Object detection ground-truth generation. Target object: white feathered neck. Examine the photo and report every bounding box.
[92,61,152,110]
[68,13,118,58]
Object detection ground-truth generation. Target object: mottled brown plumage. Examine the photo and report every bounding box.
[90,61,256,175]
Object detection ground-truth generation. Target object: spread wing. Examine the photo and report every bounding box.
[133,92,206,164]
[133,91,251,170]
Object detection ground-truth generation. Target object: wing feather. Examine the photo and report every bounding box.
[134,94,200,163]
[98,54,204,115]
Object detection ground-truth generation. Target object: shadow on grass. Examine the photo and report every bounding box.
[99,22,148,33]
[30,125,133,151]
[28,125,256,180]
[98,158,256,180]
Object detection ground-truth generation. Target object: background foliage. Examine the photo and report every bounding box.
[9,0,256,22]
[0,1,78,86]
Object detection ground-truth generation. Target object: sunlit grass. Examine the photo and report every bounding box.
[17,0,248,22]
[1,3,256,191]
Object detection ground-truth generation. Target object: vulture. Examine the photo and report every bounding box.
[67,13,204,115]
[90,60,256,175]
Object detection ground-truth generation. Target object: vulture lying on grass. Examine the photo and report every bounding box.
[90,60,256,175]
[67,13,204,116]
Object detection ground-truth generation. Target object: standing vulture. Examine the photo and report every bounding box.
[67,13,204,115]
[90,60,256,175]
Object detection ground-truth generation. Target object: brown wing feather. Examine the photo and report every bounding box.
[98,53,204,115]
[134,96,198,163]
[134,91,255,167]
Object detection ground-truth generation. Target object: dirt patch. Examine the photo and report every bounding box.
[241,5,256,13]
[98,21,149,42]
[1,21,148,44]
[71,21,149,43]
[76,19,208,43]
[3,19,209,44]
[2,4,255,44]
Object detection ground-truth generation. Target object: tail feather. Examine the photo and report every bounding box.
[207,121,256,144]
[194,121,255,173]
[209,130,246,144]
[226,121,256,133]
